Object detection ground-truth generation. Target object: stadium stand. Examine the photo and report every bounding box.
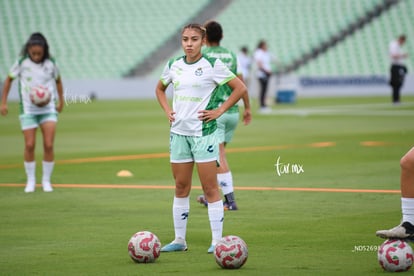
[0,0,210,79]
[150,0,413,78]
[296,0,414,75]
[0,0,412,79]
[215,0,413,76]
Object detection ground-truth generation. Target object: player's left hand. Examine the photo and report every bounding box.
[0,104,8,116]
[56,101,64,113]
[198,109,221,122]
[243,109,252,125]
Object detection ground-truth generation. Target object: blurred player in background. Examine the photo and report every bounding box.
[197,20,252,210]
[0,32,64,192]
[155,23,247,253]
[237,46,252,87]
[254,40,276,113]
[376,147,414,239]
[388,34,408,104]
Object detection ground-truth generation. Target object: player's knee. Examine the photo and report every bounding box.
[400,151,414,171]
[174,181,190,197]
[25,142,36,153]
[43,142,54,153]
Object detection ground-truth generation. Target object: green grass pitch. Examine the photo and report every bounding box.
[0,95,413,275]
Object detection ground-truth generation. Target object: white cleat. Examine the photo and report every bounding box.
[24,181,36,193]
[42,181,53,192]
[376,222,414,239]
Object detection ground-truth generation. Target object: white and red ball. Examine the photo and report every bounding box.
[128,231,161,263]
[30,85,51,107]
[214,235,248,269]
[378,239,414,272]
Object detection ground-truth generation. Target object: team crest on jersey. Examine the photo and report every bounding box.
[195,67,203,76]
[43,66,51,75]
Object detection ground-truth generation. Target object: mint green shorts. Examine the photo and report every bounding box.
[170,132,219,163]
[216,112,239,144]
[19,113,58,130]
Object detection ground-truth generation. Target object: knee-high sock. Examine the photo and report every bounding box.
[402,197,414,225]
[208,200,224,245]
[173,196,190,242]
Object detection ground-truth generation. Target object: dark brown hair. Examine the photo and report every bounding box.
[20,32,50,62]
[204,20,223,43]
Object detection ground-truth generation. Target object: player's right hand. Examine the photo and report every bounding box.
[0,104,8,116]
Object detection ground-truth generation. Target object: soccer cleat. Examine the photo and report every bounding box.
[223,201,238,211]
[376,221,414,239]
[207,244,215,254]
[196,195,208,207]
[160,241,188,252]
[42,181,53,192]
[24,181,36,193]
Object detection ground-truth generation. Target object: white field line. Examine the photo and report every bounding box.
[268,102,414,116]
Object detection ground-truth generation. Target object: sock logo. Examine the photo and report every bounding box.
[181,212,189,220]
[219,181,227,187]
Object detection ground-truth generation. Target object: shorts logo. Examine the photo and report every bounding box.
[207,145,214,153]
[195,67,203,76]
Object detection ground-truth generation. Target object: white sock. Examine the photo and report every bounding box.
[402,198,414,225]
[172,196,189,243]
[42,161,54,191]
[208,200,224,245]
[24,161,36,192]
[218,171,233,195]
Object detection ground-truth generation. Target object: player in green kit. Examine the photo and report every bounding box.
[155,23,247,253]
[197,20,252,210]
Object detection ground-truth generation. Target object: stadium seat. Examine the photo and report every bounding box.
[0,0,210,79]
[1,0,412,78]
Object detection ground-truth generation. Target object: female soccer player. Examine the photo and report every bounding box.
[155,23,247,253]
[376,147,414,239]
[1,32,64,193]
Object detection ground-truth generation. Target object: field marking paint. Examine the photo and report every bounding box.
[0,139,402,169]
[0,183,400,194]
[0,142,336,169]
[268,102,414,116]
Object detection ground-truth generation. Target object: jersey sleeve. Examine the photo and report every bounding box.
[53,63,60,80]
[159,61,172,86]
[213,58,236,86]
[8,60,21,79]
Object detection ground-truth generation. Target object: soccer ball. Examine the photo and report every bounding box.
[214,235,248,269]
[378,239,414,272]
[30,85,51,107]
[128,231,161,263]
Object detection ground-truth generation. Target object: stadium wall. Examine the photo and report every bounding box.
[4,74,414,102]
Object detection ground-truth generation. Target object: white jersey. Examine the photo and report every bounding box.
[389,40,405,65]
[9,56,60,115]
[237,52,251,80]
[160,55,236,137]
[254,48,273,78]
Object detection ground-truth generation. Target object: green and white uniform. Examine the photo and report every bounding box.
[9,56,60,115]
[160,55,236,163]
[202,46,241,143]
[160,55,236,137]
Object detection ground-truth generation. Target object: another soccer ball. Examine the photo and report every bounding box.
[378,239,414,272]
[214,235,248,269]
[128,231,161,263]
[30,85,51,107]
